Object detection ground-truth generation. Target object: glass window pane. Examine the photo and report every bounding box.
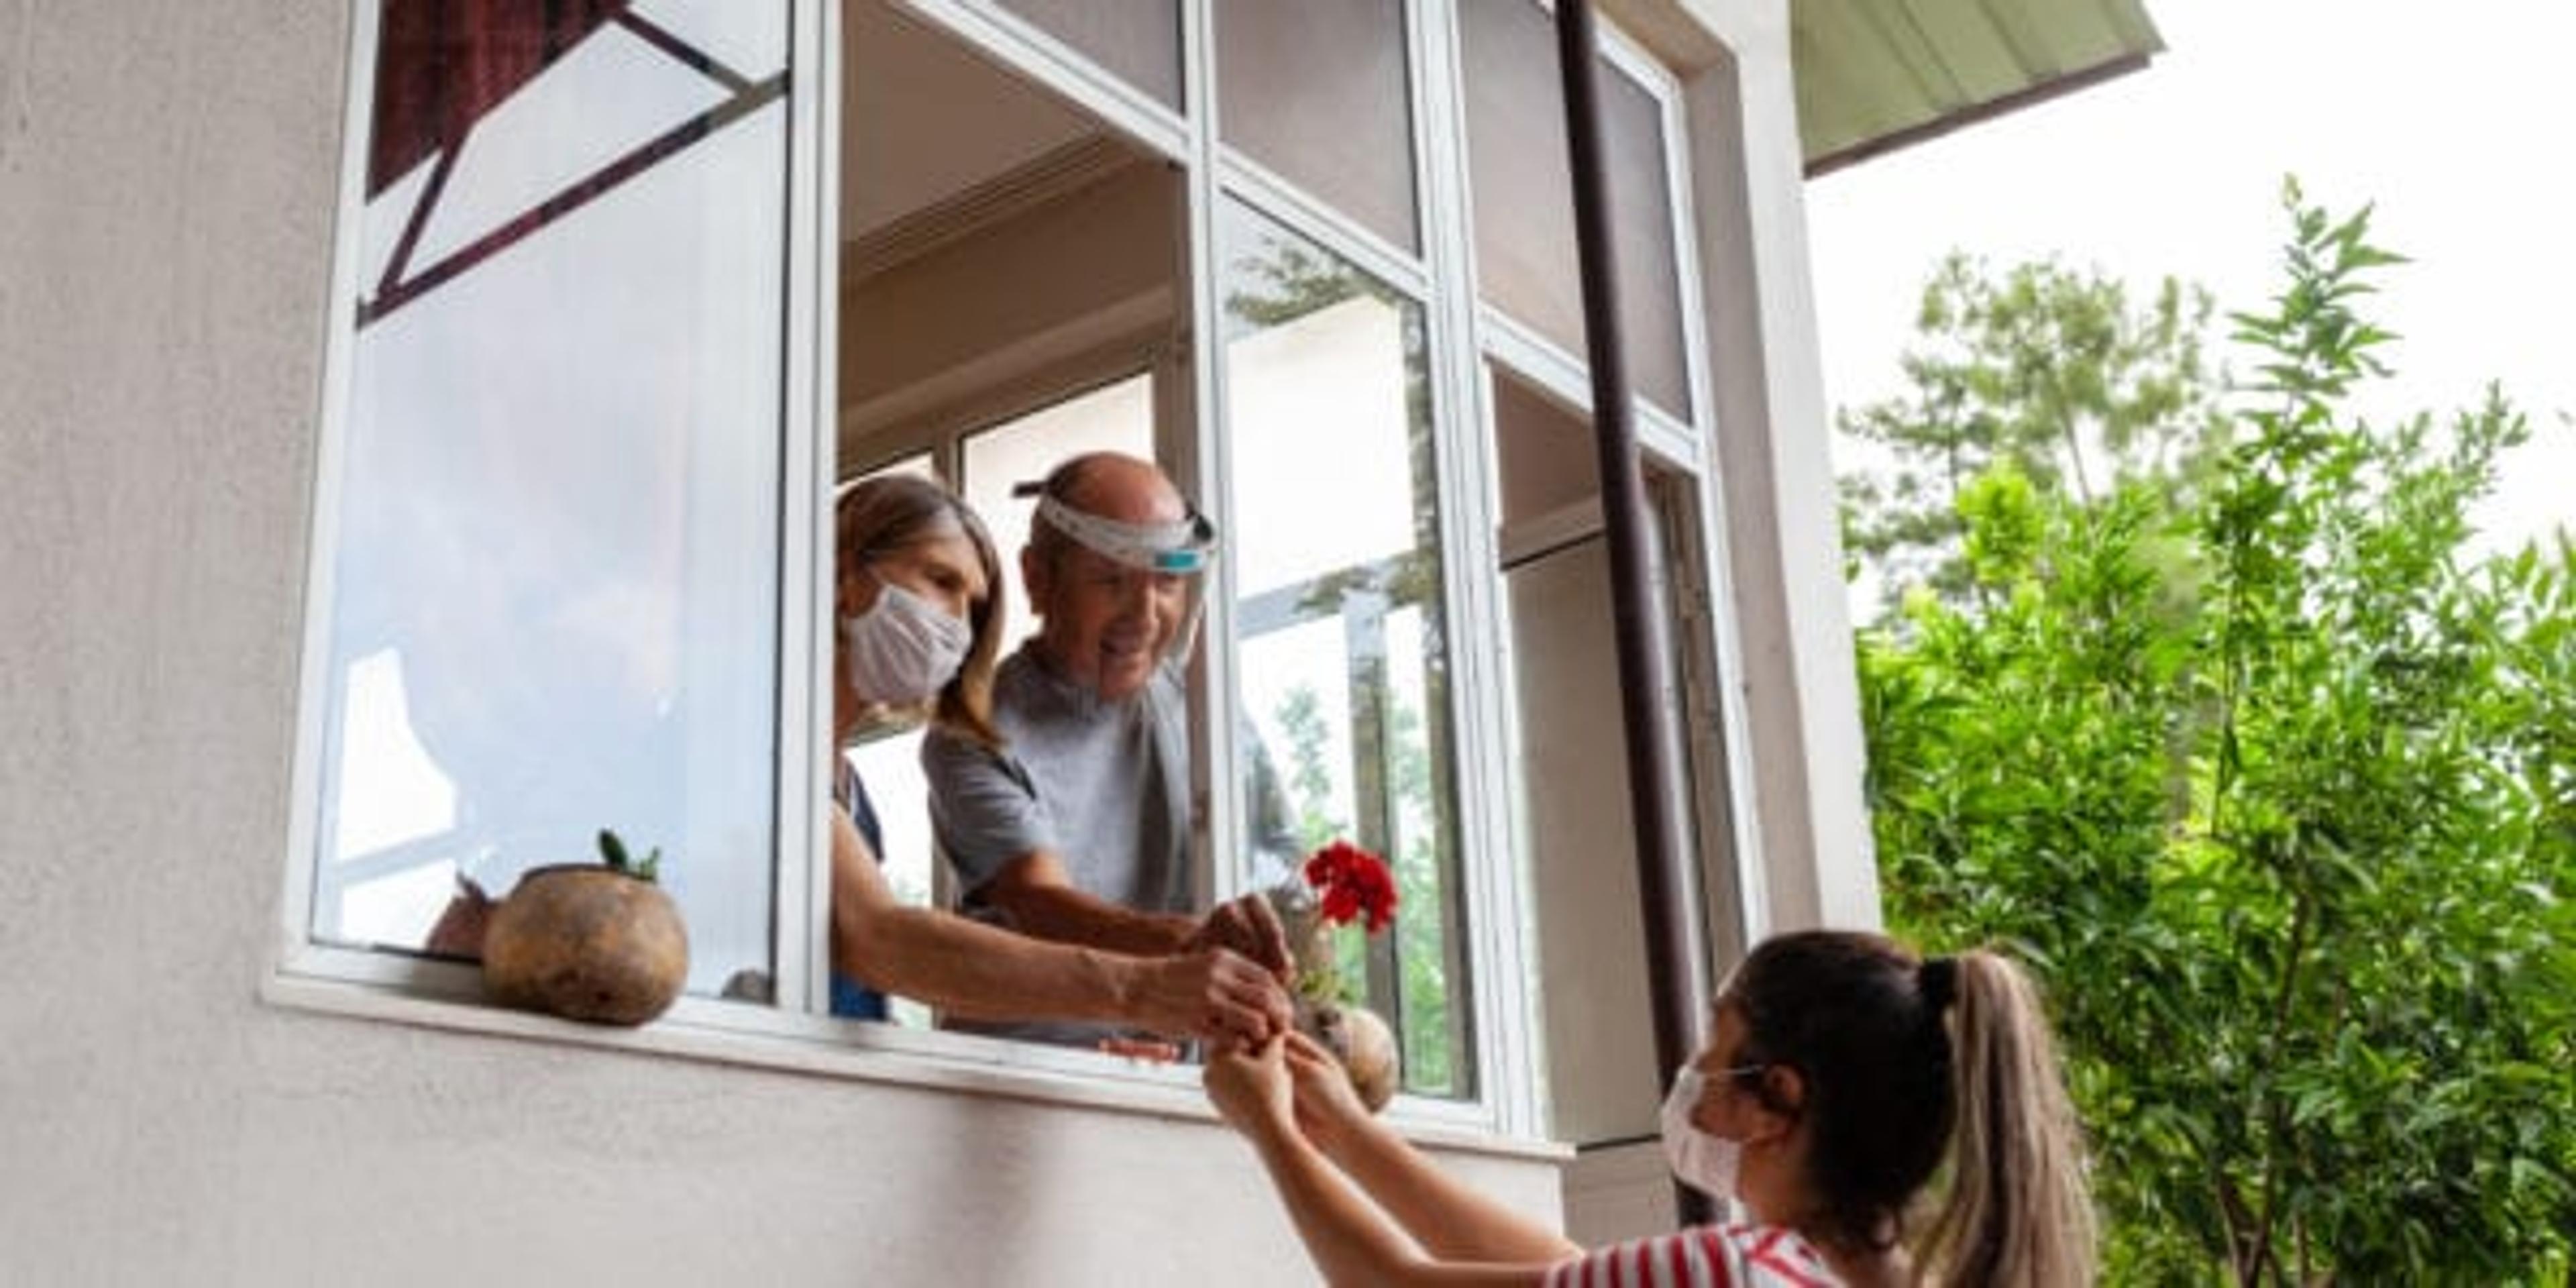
[998,0,1182,111]
[1216,0,1417,253]
[1601,61,1689,418]
[1220,201,1474,1097]
[1458,0,1581,360]
[313,1,792,998]
[959,373,1158,652]
[1458,2,1690,417]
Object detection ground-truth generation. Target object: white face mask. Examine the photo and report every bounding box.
[1660,1066,1744,1199]
[842,575,972,709]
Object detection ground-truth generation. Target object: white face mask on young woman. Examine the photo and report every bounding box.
[842,575,971,708]
[1660,1066,1746,1199]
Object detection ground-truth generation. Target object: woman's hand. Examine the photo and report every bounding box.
[1283,1030,1373,1152]
[1204,1034,1295,1139]
[1123,946,1292,1049]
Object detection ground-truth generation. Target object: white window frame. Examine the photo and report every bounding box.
[269,0,1754,1149]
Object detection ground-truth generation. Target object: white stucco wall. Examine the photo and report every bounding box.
[0,7,1564,1284]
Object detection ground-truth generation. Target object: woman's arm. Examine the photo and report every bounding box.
[1283,1034,1585,1265]
[828,805,1287,1043]
[1209,1039,1568,1288]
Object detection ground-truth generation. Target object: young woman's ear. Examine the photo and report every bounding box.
[1743,1065,1807,1144]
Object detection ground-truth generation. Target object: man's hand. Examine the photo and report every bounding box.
[1183,892,1294,980]
[1124,946,1293,1049]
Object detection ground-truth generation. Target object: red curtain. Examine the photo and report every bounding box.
[367,0,634,196]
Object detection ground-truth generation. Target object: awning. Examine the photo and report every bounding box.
[1794,0,2163,176]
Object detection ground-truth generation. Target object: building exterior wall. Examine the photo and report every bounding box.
[1664,0,1882,933]
[0,0,1863,1280]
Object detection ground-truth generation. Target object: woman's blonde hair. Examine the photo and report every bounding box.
[1918,950,2097,1287]
[1723,930,2096,1287]
[834,474,1007,749]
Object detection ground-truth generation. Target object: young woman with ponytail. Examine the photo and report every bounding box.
[1203,929,2096,1287]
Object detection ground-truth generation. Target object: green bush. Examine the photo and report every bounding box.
[1854,188,2576,1283]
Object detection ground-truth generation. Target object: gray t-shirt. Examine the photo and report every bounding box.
[924,646,1195,916]
[921,647,1192,1046]
[920,645,1304,1046]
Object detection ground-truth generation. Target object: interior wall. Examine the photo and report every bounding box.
[1507,535,1662,1149]
[839,159,1180,446]
[0,7,1559,1283]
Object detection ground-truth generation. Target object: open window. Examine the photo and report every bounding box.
[288,0,1742,1136]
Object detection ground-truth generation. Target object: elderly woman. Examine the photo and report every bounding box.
[825,474,1288,1047]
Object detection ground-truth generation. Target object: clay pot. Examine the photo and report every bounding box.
[1299,1000,1401,1113]
[482,865,689,1026]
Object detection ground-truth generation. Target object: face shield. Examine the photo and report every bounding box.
[1025,488,1221,665]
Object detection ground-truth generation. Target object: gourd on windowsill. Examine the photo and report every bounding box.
[480,830,690,1026]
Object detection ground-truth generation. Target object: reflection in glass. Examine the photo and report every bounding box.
[997,0,1182,110]
[312,1,792,996]
[1221,203,1472,1097]
[1215,0,1417,253]
[1456,0,1690,417]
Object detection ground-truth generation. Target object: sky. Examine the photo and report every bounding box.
[1805,0,2575,559]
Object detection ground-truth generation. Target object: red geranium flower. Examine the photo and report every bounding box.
[1303,840,1397,933]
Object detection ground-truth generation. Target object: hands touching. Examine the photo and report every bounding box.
[1125,942,1293,1051]
[1203,1032,1297,1138]
[1118,891,1293,1054]
[1205,1030,1371,1154]
[1280,1030,1371,1150]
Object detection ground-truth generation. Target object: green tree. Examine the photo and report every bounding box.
[1854,189,2576,1281]
[1275,684,1348,853]
[1841,254,2227,613]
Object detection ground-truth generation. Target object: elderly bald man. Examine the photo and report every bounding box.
[923,452,1299,1047]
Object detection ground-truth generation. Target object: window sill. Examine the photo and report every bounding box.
[260,953,1570,1166]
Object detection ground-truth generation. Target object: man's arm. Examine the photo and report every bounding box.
[921,727,1292,973]
[974,849,1198,955]
[979,854,1293,977]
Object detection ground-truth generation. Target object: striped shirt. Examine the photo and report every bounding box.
[1542,1224,1840,1288]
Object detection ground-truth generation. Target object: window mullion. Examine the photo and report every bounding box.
[779,0,836,1016]
[1413,0,1540,1134]
[1178,0,1242,912]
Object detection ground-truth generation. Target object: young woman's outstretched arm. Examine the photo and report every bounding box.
[1206,1036,1576,1287]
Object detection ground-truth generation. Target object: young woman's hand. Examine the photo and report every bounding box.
[1203,1034,1296,1138]
[1281,1029,1373,1150]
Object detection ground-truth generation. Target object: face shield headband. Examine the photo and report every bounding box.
[1030,494,1219,575]
[1023,486,1222,672]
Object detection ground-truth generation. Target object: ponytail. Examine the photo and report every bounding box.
[1918,950,2096,1288]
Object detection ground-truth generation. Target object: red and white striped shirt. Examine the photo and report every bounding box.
[1541,1223,1841,1288]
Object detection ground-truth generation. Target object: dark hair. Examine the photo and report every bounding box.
[835,474,1006,749]
[1726,930,2095,1287]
